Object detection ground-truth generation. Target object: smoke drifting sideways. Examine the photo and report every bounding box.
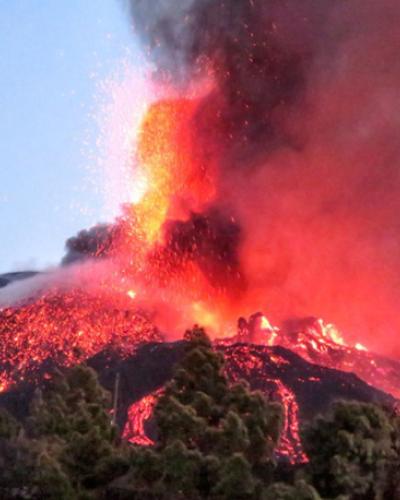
[123,0,400,356]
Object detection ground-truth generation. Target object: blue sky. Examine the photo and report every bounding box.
[0,1,138,273]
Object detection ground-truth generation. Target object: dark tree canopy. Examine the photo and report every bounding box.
[0,366,129,499]
[122,326,283,499]
[302,400,400,500]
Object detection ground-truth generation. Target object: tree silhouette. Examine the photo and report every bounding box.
[303,401,400,499]
[124,326,283,499]
[27,365,129,497]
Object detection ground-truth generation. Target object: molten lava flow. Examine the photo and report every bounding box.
[122,351,307,464]
[273,380,307,464]
[123,388,163,446]
[221,344,307,463]
[228,313,400,400]
[0,288,160,390]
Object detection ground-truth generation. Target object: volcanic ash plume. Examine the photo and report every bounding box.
[125,0,400,355]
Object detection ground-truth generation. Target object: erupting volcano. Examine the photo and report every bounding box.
[1,0,400,464]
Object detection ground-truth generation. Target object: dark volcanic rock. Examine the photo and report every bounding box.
[87,342,395,431]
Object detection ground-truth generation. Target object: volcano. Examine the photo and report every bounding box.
[0,273,398,464]
[2,0,400,467]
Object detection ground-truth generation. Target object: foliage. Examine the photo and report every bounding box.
[0,407,76,499]
[124,326,283,499]
[302,401,400,500]
[263,480,321,500]
[0,366,129,499]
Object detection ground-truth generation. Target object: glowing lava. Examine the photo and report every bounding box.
[123,388,163,446]
[225,313,400,400]
[122,347,308,464]
[0,288,160,390]
[133,98,215,245]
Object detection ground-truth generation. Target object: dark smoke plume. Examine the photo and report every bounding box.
[126,0,400,355]
[161,209,244,291]
[62,224,116,265]
[129,0,330,159]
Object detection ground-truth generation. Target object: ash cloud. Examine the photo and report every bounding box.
[128,0,328,158]
[161,209,244,291]
[127,0,400,355]
[62,224,116,265]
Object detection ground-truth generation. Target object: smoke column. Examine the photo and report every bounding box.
[125,0,400,355]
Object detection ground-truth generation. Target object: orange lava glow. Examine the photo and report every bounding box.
[122,367,307,464]
[0,289,160,389]
[220,344,307,463]
[123,388,163,446]
[228,314,400,400]
[130,98,215,246]
[273,379,307,464]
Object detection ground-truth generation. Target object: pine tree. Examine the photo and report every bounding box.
[263,480,321,500]
[27,365,129,497]
[0,408,76,499]
[212,453,257,499]
[302,401,399,499]
[126,326,283,499]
